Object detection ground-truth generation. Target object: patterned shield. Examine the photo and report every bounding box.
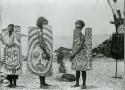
[27,25,53,76]
[85,28,92,70]
[1,26,22,75]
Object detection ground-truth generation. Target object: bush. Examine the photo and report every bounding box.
[92,33,124,60]
[92,38,112,58]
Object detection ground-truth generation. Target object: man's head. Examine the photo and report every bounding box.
[75,20,85,30]
[8,24,14,31]
[36,17,48,29]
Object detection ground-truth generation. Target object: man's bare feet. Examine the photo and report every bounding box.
[81,85,87,89]
[44,83,51,86]
[71,83,79,87]
[40,85,49,89]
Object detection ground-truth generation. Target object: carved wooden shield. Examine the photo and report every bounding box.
[1,26,22,75]
[85,28,92,70]
[27,25,53,76]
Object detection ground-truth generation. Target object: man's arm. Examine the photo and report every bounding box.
[39,43,50,61]
[71,35,85,59]
[38,30,50,61]
[0,33,14,47]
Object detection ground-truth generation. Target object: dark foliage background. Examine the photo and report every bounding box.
[92,33,124,60]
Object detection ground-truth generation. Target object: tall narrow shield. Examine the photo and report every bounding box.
[27,25,53,76]
[1,26,22,75]
[85,28,92,70]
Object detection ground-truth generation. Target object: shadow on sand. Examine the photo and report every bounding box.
[85,85,97,89]
[31,84,60,89]
[4,85,26,89]
[112,76,123,79]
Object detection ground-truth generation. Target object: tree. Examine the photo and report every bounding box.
[92,33,124,60]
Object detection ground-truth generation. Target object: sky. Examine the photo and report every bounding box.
[0,0,119,36]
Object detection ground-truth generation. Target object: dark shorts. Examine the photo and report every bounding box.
[6,75,18,80]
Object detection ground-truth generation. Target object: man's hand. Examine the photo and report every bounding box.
[39,42,50,61]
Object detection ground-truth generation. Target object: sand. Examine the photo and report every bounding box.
[0,57,125,90]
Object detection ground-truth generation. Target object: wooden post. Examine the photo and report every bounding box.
[0,0,1,67]
[0,0,1,65]
[122,0,125,80]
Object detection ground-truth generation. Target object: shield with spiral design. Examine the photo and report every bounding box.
[27,25,53,76]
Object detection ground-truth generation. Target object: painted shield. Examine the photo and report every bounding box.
[85,28,92,70]
[1,26,22,75]
[27,25,53,76]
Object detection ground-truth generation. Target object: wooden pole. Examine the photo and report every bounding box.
[0,0,1,63]
[124,0,125,80]
[0,0,1,66]
[115,33,118,78]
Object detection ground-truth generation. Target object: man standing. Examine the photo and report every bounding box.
[27,17,53,88]
[70,20,91,89]
[0,24,22,88]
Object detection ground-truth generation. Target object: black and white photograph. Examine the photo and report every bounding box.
[0,0,125,90]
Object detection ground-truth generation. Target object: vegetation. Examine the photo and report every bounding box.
[92,33,124,60]
[92,38,112,58]
[54,47,72,59]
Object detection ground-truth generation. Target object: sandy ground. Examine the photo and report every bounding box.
[1,57,125,90]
